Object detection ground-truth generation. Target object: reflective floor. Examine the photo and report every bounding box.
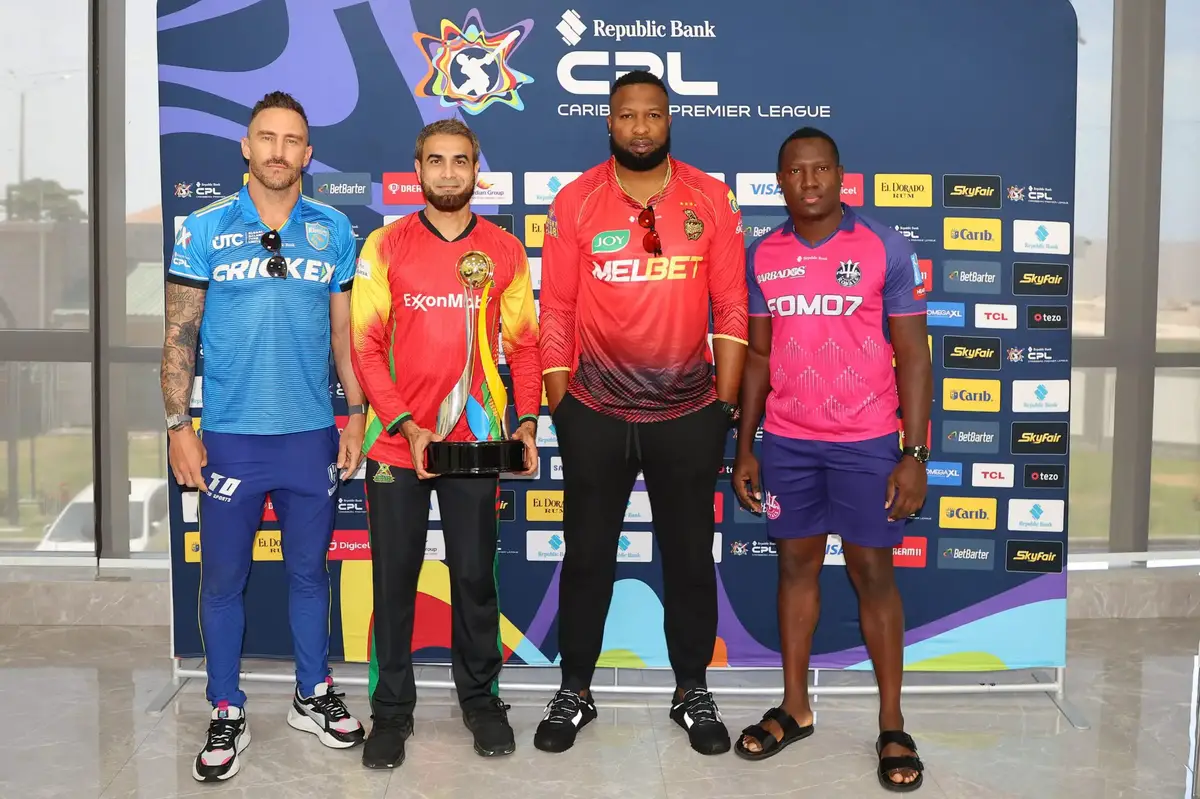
[0,620,1197,798]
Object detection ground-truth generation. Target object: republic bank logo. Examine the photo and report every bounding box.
[413,9,535,114]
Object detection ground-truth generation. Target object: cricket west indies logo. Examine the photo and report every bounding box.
[413,9,535,114]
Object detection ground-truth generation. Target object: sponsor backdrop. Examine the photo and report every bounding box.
[159,0,1076,673]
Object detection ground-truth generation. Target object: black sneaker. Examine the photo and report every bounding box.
[287,679,365,749]
[463,697,516,756]
[192,703,250,782]
[361,714,414,770]
[670,688,731,755]
[532,689,598,753]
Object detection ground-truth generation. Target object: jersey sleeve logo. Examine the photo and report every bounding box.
[545,205,559,238]
[726,188,739,214]
[305,221,331,251]
[683,209,704,241]
[355,257,371,280]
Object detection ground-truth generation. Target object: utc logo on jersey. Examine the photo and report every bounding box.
[836,260,862,287]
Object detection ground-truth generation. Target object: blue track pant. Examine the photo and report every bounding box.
[197,426,339,708]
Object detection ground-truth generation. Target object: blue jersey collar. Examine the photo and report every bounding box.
[783,203,857,248]
[238,184,306,230]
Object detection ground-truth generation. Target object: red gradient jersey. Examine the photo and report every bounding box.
[350,212,542,470]
[539,158,748,422]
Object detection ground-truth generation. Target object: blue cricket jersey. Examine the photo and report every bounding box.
[167,185,357,435]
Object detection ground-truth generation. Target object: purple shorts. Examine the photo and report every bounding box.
[760,430,907,548]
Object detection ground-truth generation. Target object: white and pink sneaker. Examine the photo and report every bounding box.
[286,678,364,749]
[192,702,250,782]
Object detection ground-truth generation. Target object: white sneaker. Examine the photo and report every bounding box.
[286,679,365,749]
[193,703,251,782]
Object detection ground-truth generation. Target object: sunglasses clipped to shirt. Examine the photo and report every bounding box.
[260,229,288,279]
[637,206,662,257]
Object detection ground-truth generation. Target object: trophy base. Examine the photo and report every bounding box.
[426,441,526,476]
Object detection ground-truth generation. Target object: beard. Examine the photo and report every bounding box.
[249,159,302,191]
[610,132,671,172]
[423,182,474,212]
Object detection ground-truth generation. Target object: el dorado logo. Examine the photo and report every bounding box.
[526,490,565,520]
[591,229,630,254]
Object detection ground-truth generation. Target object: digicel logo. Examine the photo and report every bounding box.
[383,172,423,205]
[328,529,371,560]
[714,492,724,524]
[262,495,277,522]
[335,415,349,434]
[840,173,865,206]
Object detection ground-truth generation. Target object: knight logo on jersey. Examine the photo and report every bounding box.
[306,222,330,251]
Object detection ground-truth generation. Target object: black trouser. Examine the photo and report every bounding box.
[554,393,728,692]
[365,461,502,718]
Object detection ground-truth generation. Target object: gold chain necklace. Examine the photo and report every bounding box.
[614,158,672,208]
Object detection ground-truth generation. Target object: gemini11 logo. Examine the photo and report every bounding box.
[413,9,535,114]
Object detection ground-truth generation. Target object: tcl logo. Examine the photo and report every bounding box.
[975,304,1017,329]
[972,463,1015,488]
[383,172,423,205]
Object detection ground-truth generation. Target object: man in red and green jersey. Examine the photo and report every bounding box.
[349,120,541,770]
[534,71,748,757]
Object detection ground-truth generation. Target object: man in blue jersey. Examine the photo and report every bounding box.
[162,91,368,783]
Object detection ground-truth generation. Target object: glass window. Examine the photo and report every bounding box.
[117,363,170,555]
[0,361,94,554]
[1070,0,1114,340]
[1159,0,1200,352]
[125,0,165,339]
[0,4,91,330]
[1148,368,1200,547]
[1069,368,1115,553]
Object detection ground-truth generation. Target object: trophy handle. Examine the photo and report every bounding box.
[435,284,476,438]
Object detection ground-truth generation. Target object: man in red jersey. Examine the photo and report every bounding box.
[534,71,748,756]
[350,119,541,770]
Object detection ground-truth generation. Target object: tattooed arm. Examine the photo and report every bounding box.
[161,282,205,416]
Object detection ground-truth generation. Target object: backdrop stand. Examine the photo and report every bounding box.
[1036,667,1090,730]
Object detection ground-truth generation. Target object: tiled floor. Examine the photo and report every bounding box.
[1,620,1197,797]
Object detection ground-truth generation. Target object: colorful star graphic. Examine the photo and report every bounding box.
[413,9,535,115]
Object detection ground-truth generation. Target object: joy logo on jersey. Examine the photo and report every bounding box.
[591,230,631,254]
[768,294,863,317]
[212,258,334,283]
[590,255,702,282]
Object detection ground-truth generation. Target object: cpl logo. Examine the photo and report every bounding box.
[413,10,535,114]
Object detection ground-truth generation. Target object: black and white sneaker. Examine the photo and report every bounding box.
[532,689,598,753]
[286,678,365,749]
[463,696,516,756]
[670,688,731,755]
[193,703,250,782]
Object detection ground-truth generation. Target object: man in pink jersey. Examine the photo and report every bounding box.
[731,128,931,791]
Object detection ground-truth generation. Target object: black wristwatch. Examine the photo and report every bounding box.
[718,401,741,426]
[902,445,930,464]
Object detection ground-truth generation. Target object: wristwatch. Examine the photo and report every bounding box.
[166,413,191,432]
[902,445,930,464]
[718,401,741,426]
[347,404,367,416]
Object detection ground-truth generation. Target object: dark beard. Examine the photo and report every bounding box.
[249,160,301,191]
[610,132,671,172]
[423,184,474,212]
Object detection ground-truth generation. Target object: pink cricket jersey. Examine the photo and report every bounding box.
[747,205,926,443]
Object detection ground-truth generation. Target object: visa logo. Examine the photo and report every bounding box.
[751,183,782,196]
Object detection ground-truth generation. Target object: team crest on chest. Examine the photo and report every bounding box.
[305,221,331,251]
[836,260,861,287]
[683,209,704,241]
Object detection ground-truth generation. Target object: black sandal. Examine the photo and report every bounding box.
[876,730,924,792]
[732,706,814,761]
